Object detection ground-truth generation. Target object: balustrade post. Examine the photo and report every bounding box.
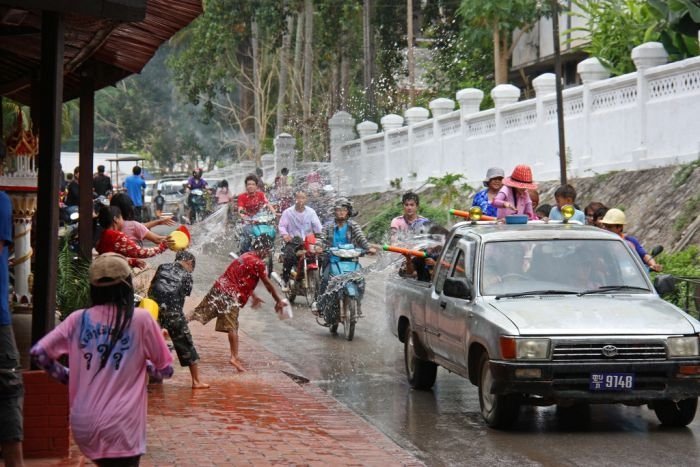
[532,74,556,172]
[631,42,668,167]
[491,84,521,161]
[577,58,609,170]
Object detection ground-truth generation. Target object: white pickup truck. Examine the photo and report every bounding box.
[386,221,700,428]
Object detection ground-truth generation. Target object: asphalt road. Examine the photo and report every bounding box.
[155,222,700,467]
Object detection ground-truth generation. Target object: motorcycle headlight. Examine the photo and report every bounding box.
[500,337,551,360]
[667,336,700,358]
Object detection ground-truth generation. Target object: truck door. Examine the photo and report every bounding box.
[435,240,476,368]
[426,235,461,357]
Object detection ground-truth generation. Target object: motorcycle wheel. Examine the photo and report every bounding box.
[267,250,274,278]
[305,269,320,305]
[342,296,356,341]
[329,323,338,334]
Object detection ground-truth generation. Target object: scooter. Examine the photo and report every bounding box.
[239,209,277,275]
[316,244,364,341]
[285,233,322,305]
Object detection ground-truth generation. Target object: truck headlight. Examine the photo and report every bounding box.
[500,337,551,360]
[667,336,700,358]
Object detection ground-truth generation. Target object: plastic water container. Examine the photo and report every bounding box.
[278,299,293,320]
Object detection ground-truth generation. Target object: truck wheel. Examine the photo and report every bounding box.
[653,397,698,426]
[404,325,437,390]
[478,353,520,429]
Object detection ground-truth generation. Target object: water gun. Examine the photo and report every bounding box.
[382,245,427,258]
[449,208,496,221]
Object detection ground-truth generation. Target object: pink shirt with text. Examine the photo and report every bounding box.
[34,305,173,460]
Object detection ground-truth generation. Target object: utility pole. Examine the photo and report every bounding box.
[407,0,415,106]
[551,0,567,184]
[363,0,374,114]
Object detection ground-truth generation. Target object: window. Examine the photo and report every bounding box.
[434,236,460,294]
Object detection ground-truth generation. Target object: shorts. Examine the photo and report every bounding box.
[191,288,240,333]
[159,310,199,367]
[0,325,24,442]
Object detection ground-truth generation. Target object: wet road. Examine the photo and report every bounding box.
[158,222,700,466]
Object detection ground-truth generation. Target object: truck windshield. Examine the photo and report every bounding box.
[481,239,650,296]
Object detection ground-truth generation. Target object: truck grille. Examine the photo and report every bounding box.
[552,343,667,361]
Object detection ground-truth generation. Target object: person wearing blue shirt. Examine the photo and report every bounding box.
[548,184,586,224]
[471,167,504,218]
[0,190,24,465]
[123,166,147,221]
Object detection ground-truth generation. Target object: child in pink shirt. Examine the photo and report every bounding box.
[31,253,173,465]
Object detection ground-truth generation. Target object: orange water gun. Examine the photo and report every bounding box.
[449,208,496,221]
[382,245,427,258]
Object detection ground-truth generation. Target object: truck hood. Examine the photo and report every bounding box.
[489,295,698,335]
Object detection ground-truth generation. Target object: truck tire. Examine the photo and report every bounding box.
[404,325,437,390]
[478,353,520,429]
[653,397,698,426]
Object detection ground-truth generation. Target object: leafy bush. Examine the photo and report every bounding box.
[654,246,700,317]
[56,242,91,321]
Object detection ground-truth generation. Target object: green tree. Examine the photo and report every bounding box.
[571,0,657,75]
[423,3,494,107]
[458,0,550,84]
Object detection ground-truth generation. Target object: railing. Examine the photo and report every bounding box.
[332,51,700,196]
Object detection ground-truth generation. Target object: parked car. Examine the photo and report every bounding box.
[143,180,158,221]
[156,179,188,222]
[387,219,700,429]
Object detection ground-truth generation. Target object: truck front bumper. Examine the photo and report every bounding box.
[490,360,700,402]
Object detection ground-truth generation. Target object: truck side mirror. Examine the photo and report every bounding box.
[653,274,676,296]
[444,277,472,300]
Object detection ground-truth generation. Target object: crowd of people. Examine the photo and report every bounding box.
[1,160,668,466]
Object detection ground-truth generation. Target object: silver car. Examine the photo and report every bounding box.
[387,223,700,428]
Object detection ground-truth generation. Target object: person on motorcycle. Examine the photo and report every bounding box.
[237,174,277,253]
[186,168,208,222]
[312,197,376,317]
[278,190,323,289]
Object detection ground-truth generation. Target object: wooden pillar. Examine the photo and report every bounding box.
[32,11,64,343]
[79,71,95,260]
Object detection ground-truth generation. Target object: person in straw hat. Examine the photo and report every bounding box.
[600,208,662,272]
[30,253,173,466]
[493,164,539,220]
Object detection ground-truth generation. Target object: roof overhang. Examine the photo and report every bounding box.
[0,0,202,105]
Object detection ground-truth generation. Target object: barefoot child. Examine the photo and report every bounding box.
[148,250,209,389]
[190,234,284,371]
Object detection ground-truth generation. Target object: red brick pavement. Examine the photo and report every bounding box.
[25,309,423,466]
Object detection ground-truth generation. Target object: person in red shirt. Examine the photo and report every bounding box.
[95,206,172,268]
[190,234,284,372]
[237,174,276,253]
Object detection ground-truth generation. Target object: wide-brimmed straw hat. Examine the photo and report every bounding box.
[503,164,538,190]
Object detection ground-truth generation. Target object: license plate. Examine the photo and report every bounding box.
[589,372,635,391]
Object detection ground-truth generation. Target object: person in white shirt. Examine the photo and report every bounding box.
[278,190,323,287]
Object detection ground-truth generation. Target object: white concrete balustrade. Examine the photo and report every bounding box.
[329,42,700,196]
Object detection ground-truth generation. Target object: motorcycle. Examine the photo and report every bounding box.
[239,209,277,275]
[316,244,364,341]
[188,188,207,223]
[285,233,322,305]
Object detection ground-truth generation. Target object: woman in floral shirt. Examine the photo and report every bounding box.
[96,206,171,268]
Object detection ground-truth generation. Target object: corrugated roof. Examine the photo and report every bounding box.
[0,0,202,104]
